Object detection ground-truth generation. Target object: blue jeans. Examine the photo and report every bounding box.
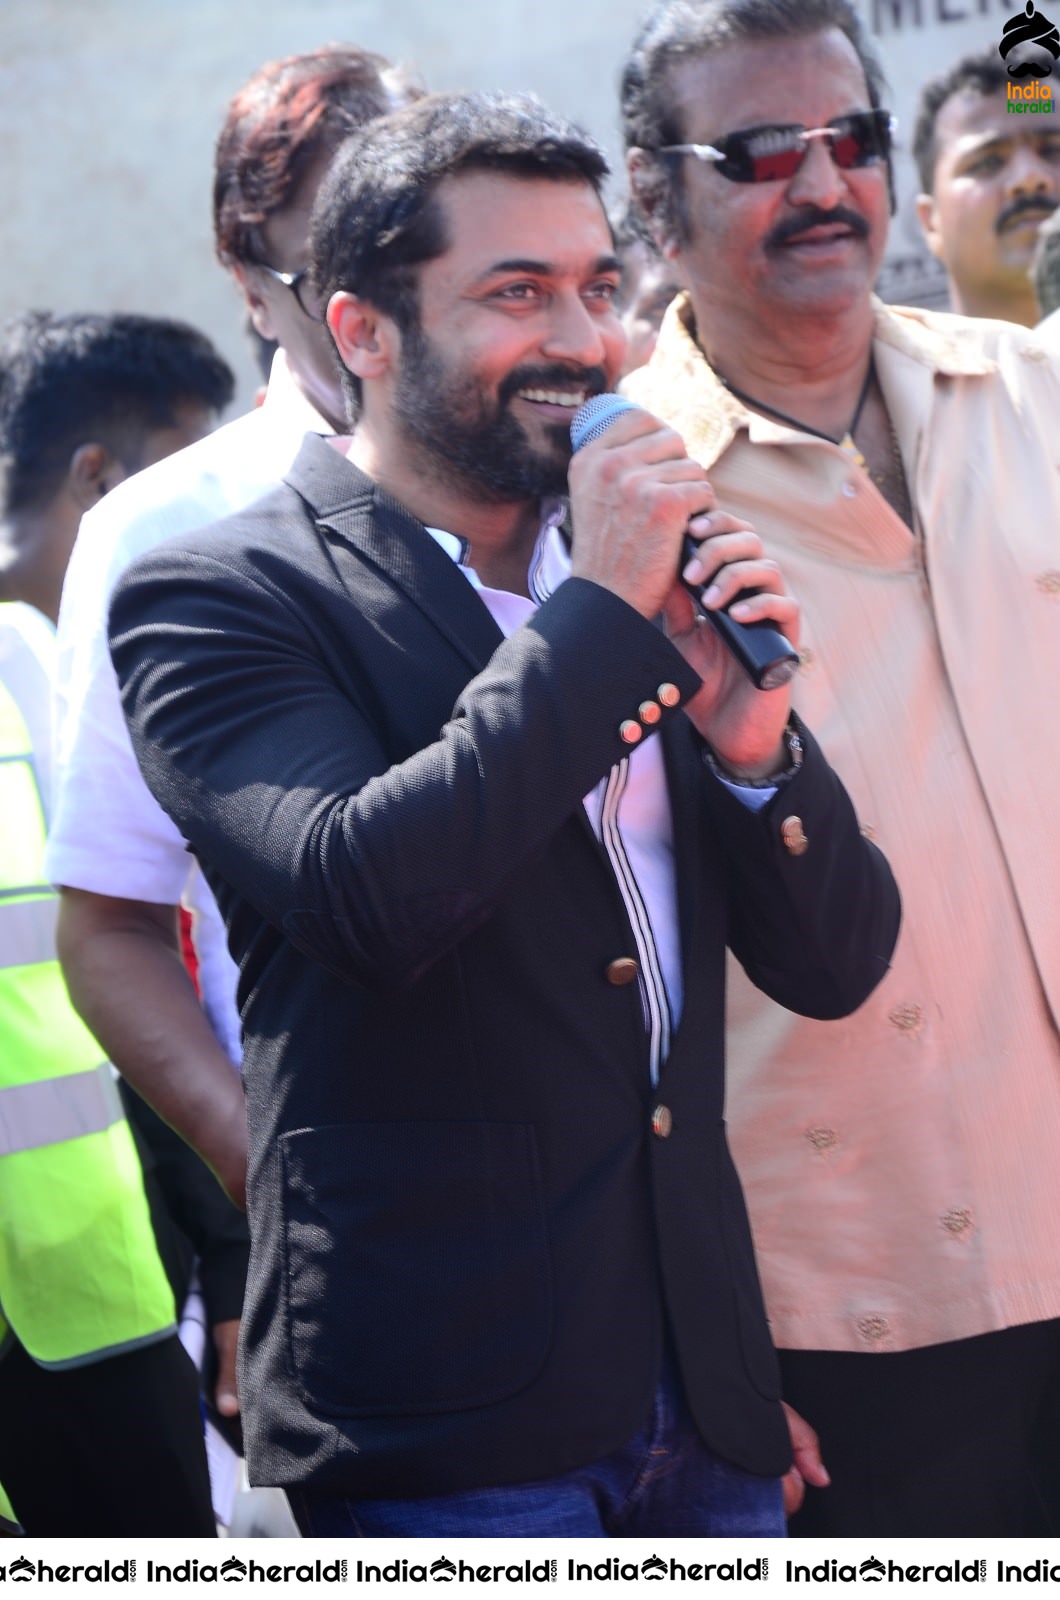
[287,1365,785,1538]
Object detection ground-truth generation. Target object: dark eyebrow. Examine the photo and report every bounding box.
[474,253,622,282]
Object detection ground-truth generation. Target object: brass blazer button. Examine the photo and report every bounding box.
[639,700,662,726]
[657,682,681,708]
[780,815,808,856]
[652,1105,673,1139]
[605,957,639,986]
[619,719,643,746]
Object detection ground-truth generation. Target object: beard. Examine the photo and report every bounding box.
[391,322,607,501]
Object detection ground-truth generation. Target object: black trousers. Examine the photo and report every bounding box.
[0,1334,216,1537]
[780,1319,1060,1537]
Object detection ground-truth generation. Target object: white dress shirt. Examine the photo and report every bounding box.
[46,353,332,1063]
[428,508,771,1085]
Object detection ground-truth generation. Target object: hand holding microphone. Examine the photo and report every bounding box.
[570,394,799,691]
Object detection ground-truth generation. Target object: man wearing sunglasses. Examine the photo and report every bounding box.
[623,0,1060,1540]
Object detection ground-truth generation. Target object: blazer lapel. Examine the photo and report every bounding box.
[285,434,504,674]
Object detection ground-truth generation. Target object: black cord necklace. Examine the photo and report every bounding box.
[718,359,876,468]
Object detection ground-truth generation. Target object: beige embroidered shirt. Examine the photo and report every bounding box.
[627,297,1060,1353]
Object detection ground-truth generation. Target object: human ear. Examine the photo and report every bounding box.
[915,192,945,262]
[327,291,397,381]
[627,150,681,262]
[68,442,122,509]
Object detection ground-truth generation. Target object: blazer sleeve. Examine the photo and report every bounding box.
[110,530,899,1013]
[108,538,701,988]
[699,719,900,1020]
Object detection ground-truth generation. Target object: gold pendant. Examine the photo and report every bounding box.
[839,432,866,470]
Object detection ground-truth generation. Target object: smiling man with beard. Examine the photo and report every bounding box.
[105,90,898,1537]
[622,0,1060,1540]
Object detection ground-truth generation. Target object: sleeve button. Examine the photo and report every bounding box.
[652,1105,673,1139]
[605,957,640,986]
[781,816,809,856]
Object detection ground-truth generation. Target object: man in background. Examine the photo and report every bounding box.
[612,206,683,375]
[1033,205,1060,337]
[913,49,1060,325]
[623,0,1060,1535]
[0,311,231,621]
[48,47,421,1212]
[0,308,234,1536]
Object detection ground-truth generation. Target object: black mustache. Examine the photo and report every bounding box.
[498,364,609,406]
[1007,60,1056,78]
[766,206,870,250]
[996,195,1057,234]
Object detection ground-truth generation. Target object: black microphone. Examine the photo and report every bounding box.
[570,394,799,691]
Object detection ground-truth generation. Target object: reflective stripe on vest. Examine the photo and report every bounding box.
[0,894,58,971]
[0,607,176,1366]
[0,669,49,898]
[0,1062,122,1157]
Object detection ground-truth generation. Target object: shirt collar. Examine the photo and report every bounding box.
[623,292,998,469]
[426,497,569,602]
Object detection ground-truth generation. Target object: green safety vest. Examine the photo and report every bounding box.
[0,604,175,1367]
[0,1475,19,1534]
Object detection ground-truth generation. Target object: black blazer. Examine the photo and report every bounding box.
[110,434,899,1498]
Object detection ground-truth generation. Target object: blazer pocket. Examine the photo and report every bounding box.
[279,1120,553,1416]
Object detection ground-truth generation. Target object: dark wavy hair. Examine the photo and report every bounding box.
[912,50,1008,194]
[212,46,421,268]
[621,0,886,242]
[0,311,234,512]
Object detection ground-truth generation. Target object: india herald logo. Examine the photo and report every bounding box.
[1000,2,1060,79]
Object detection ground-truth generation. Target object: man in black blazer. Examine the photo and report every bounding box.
[109,92,900,1538]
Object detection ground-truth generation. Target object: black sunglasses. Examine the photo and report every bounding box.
[654,109,895,184]
[255,262,324,321]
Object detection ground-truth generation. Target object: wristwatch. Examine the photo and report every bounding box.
[701,721,803,789]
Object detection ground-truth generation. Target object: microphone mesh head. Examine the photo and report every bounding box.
[570,393,638,452]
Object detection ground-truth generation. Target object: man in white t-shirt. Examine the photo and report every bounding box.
[48,47,420,1213]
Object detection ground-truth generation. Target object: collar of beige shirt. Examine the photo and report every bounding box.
[627,295,1060,1037]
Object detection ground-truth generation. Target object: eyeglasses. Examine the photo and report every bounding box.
[654,110,895,185]
[255,262,324,321]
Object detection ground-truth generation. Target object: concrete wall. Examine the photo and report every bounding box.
[0,0,644,412]
[0,0,1018,415]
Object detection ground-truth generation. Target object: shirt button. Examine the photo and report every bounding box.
[889,1002,923,1033]
[1036,570,1060,596]
[619,719,643,746]
[798,647,816,673]
[639,700,662,726]
[605,957,639,987]
[940,1208,973,1236]
[652,1105,673,1139]
[806,1126,838,1151]
[842,482,858,498]
[856,1315,891,1345]
[780,816,808,856]
[860,821,876,841]
[657,682,681,708]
